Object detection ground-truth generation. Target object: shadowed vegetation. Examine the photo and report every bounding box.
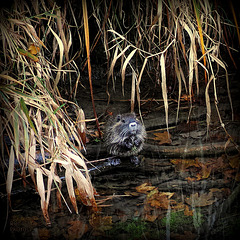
[0,0,239,224]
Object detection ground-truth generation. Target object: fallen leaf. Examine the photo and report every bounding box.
[185,192,216,207]
[136,183,156,193]
[38,228,50,239]
[200,163,212,179]
[209,188,230,199]
[228,154,240,169]
[67,220,88,240]
[224,169,236,181]
[186,177,196,183]
[89,214,112,231]
[171,231,197,240]
[146,191,175,210]
[153,131,172,145]
[124,191,139,196]
[172,202,185,210]
[144,211,160,222]
[235,173,240,181]
[184,205,193,216]
[171,159,200,171]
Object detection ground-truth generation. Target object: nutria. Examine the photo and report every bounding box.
[104,112,146,165]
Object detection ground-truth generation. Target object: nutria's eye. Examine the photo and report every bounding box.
[121,119,125,123]
[116,115,121,122]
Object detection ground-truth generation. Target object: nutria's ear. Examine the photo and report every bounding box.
[116,114,121,122]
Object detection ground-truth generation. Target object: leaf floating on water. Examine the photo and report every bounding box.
[185,192,216,207]
[186,177,197,183]
[228,154,240,169]
[89,213,112,231]
[147,193,174,210]
[184,205,193,216]
[136,183,156,193]
[209,188,231,199]
[124,191,139,196]
[171,231,197,240]
[171,158,200,171]
[67,220,88,239]
[197,163,212,180]
[153,131,172,145]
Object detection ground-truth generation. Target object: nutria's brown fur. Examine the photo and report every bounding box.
[104,112,146,157]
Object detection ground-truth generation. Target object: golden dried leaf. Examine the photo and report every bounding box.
[171,158,200,171]
[172,202,185,210]
[28,44,40,55]
[147,191,174,210]
[144,212,159,222]
[186,177,196,183]
[136,183,156,193]
[199,163,212,179]
[184,205,193,216]
[153,131,172,145]
[124,191,139,196]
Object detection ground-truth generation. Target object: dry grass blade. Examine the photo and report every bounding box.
[210,54,233,121]
[173,46,181,124]
[193,0,207,84]
[205,76,214,135]
[65,165,78,214]
[131,70,137,112]
[36,168,50,225]
[82,0,101,138]
[108,45,131,83]
[28,129,37,190]
[160,53,169,135]
[6,146,14,206]
[48,26,64,90]
[188,32,195,102]
[121,48,137,95]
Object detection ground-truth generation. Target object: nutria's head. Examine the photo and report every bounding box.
[115,113,139,136]
[104,112,146,156]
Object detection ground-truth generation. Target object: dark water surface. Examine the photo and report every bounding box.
[1,151,240,240]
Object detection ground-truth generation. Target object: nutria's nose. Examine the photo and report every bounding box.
[129,122,137,131]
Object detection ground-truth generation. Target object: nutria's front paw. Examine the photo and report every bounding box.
[134,138,142,147]
[124,138,133,149]
[130,156,140,166]
[107,157,121,166]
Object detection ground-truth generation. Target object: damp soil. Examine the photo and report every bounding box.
[1,64,240,239]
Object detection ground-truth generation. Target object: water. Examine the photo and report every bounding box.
[1,152,240,239]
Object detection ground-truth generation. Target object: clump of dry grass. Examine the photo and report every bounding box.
[0,0,97,225]
[98,0,236,135]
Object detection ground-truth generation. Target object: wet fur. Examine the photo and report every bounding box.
[104,113,146,157]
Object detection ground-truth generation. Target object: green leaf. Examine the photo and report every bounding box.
[20,98,37,135]
[53,103,66,114]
